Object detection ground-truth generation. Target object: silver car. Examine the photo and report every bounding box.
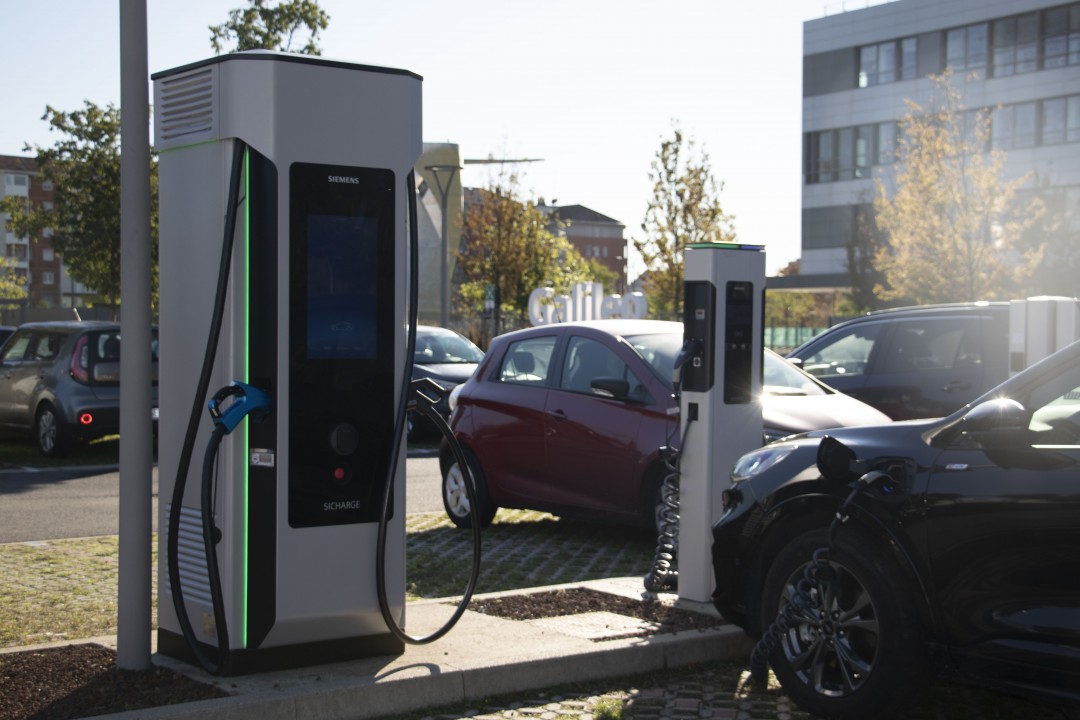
[0,321,158,455]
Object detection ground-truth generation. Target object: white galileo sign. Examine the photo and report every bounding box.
[527,282,648,326]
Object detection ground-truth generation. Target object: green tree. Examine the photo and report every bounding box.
[211,0,330,55]
[457,171,607,334]
[633,124,736,321]
[0,256,27,302]
[1,102,157,315]
[872,71,1043,304]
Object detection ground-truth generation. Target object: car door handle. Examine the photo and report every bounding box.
[942,381,970,393]
[547,409,567,422]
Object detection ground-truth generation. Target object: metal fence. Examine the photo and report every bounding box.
[764,326,823,354]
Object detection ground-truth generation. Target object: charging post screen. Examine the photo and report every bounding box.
[288,162,396,528]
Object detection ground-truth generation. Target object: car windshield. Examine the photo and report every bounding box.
[625,332,829,396]
[625,332,682,387]
[414,329,484,364]
[764,350,828,396]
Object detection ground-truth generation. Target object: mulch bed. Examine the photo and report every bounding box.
[468,587,725,634]
[0,644,227,720]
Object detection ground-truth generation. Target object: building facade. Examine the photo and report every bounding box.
[539,202,628,292]
[1,154,92,310]
[796,0,1080,290]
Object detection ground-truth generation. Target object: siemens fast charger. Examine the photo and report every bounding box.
[153,52,470,675]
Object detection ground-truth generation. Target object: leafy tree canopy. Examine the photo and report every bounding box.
[872,71,1043,304]
[0,256,27,302]
[634,123,736,321]
[211,0,330,55]
[457,169,610,336]
[1,101,157,313]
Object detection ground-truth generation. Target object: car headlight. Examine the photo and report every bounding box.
[730,443,797,483]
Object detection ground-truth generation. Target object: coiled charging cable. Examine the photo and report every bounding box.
[749,470,891,682]
[643,339,701,593]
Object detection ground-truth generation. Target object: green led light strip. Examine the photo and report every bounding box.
[241,145,251,649]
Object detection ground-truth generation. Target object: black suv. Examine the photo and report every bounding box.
[787,302,1009,420]
[712,340,1080,718]
[0,322,158,455]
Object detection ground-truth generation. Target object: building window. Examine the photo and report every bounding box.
[858,38,916,88]
[1069,96,1080,142]
[992,102,1038,149]
[901,37,918,80]
[807,130,841,184]
[877,122,897,165]
[1043,4,1080,68]
[992,13,1038,76]
[947,23,989,74]
[1043,97,1067,144]
[4,174,29,188]
[41,180,53,192]
[42,271,55,285]
[42,248,54,262]
[855,125,875,178]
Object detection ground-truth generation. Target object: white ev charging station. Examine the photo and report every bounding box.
[676,243,765,603]
[153,52,422,674]
[1010,296,1080,374]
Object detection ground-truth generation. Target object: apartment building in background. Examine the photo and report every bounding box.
[781,0,1080,292]
[538,202,628,292]
[1,154,93,309]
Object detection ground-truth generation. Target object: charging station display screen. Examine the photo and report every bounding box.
[306,214,378,359]
[289,162,396,528]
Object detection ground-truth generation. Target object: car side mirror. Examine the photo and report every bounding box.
[961,398,1029,434]
[591,377,630,401]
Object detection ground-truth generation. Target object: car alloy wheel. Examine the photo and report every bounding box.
[777,557,877,696]
[440,450,497,530]
[35,404,65,457]
[761,528,926,719]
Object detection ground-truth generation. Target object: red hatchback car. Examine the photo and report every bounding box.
[439,320,888,530]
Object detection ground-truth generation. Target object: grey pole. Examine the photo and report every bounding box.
[117,0,153,670]
[425,165,459,328]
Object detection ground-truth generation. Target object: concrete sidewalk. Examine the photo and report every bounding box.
[45,577,752,720]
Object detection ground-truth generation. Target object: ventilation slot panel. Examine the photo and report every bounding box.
[162,503,214,607]
[155,67,217,147]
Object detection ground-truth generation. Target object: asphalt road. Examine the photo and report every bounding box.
[0,456,444,543]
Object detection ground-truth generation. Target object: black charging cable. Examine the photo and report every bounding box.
[166,138,248,676]
[748,470,891,682]
[643,339,702,592]
[374,170,483,644]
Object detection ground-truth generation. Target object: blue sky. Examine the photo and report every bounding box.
[1,0,841,277]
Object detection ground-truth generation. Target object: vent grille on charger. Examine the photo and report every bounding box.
[155,67,216,147]
[162,503,214,607]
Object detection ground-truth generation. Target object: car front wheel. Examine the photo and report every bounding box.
[441,450,497,529]
[35,403,67,457]
[759,528,926,719]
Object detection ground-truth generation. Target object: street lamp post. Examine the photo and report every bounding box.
[424,164,460,328]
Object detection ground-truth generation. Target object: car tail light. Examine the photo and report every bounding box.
[70,335,90,384]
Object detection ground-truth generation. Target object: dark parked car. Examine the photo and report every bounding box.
[787,302,1009,420]
[712,340,1080,719]
[440,320,888,530]
[408,325,484,439]
[0,322,158,455]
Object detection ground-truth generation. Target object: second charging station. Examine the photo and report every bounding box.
[678,243,765,603]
